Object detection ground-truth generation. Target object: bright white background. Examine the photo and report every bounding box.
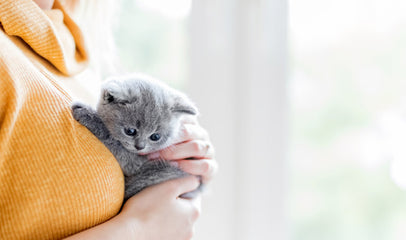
[113,0,406,239]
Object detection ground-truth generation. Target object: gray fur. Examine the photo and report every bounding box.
[71,74,201,201]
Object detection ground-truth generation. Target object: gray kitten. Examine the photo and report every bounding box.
[71,74,201,201]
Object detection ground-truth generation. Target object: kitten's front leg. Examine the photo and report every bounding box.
[124,160,201,201]
[71,102,109,140]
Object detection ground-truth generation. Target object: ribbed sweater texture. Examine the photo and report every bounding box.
[0,0,124,239]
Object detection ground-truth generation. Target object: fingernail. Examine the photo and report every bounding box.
[148,152,160,160]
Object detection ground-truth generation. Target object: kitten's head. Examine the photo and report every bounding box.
[96,74,198,154]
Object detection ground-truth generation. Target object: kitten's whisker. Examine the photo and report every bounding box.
[155,154,165,162]
[158,159,166,169]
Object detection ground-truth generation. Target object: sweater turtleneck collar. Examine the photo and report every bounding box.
[0,0,88,76]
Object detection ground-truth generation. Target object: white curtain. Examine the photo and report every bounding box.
[187,0,288,239]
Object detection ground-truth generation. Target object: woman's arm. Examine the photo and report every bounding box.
[65,176,200,240]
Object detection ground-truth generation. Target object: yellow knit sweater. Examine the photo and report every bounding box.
[0,0,124,239]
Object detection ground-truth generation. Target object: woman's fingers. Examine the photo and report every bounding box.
[145,119,217,187]
[148,140,214,160]
[180,115,198,125]
[134,176,200,200]
[146,123,210,159]
[175,123,209,144]
[174,159,218,183]
[159,176,201,198]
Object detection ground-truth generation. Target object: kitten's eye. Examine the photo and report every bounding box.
[150,133,161,141]
[124,128,137,136]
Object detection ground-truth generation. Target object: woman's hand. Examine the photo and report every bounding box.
[121,176,201,240]
[65,176,201,240]
[147,117,218,183]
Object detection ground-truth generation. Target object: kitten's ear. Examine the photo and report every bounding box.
[171,96,198,115]
[101,80,125,105]
[103,88,121,104]
[104,90,115,103]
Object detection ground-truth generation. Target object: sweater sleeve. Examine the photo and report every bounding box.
[0,30,124,240]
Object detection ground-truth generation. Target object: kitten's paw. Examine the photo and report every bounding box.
[71,102,92,122]
[71,102,86,111]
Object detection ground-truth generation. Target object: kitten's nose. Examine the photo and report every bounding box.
[135,144,145,151]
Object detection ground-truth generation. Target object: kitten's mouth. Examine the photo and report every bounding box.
[135,148,155,155]
[122,144,152,155]
[137,150,150,155]
[123,146,142,154]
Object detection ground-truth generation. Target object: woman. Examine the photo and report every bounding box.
[0,0,217,239]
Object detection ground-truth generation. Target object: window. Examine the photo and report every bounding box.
[115,0,405,239]
[290,0,406,239]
